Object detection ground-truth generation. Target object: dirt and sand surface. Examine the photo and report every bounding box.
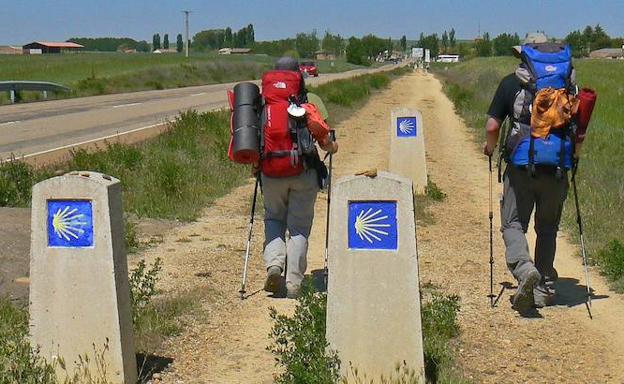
[5,71,623,382]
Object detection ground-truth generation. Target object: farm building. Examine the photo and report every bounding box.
[22,41,84,54]
[589,48,624,59]
[0,45,22,55]
[314,50,336,60]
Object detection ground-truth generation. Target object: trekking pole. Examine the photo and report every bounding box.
[323,130,336,288]
[572,163,593,319]
[488,155,495,307]
[239,174,260,300]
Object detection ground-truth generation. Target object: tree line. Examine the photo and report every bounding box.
[68,37,151,52]
[192,25,255,51]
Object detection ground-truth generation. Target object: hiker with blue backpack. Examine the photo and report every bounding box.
[483,33,597,314]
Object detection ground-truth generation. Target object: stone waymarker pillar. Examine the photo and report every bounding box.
[326,171,425,382]
[30,171,136,384]
[389,108,427,194]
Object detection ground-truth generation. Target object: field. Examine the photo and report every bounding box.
[0,52,363,102]
[433,57,624,290]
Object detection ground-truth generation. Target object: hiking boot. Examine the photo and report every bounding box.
[286,282,300,299]
[534,283,556,308]
[264,266,282,294]
[512,267,541,313]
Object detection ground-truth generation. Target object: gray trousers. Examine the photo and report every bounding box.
[262,169,319,287]
[501,166,569,283]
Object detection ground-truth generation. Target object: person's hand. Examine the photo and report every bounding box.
[483,142,495,157]
[251,162,260,177]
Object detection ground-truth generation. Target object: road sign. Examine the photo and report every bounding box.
[348,201,398,251]
[397,116,417,137]
[47,200,94,248]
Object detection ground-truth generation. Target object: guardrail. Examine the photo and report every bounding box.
[0,81,71,103]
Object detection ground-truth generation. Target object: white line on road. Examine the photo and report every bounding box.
[191,92,207,97]
[3,122,164,163]
[0,120,21,126]
[112,102,142,108]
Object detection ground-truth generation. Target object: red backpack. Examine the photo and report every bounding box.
[260,70,305,178]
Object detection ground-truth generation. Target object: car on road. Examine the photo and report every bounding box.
[299,61,319,77]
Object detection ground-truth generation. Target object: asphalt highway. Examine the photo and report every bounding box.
[0,65,398,161]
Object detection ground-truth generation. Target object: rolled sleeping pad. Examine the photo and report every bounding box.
[575,88,597,144]
[232,83,261,163]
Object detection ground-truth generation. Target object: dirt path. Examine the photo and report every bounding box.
[143,72,624,383]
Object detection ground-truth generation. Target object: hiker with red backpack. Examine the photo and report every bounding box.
[229,57,338,299]
[483,33,597,314]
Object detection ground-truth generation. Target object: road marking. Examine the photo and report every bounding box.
[191,92,206,97]
[3,122,163,163]
[112,102,142,108]
[0,120,21,126]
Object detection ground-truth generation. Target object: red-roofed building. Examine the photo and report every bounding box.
[22,41,84,54]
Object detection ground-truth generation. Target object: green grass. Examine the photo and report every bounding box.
[0,53,371,103]
[433,57,624,291]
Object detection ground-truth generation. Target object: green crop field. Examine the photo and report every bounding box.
[433,57,624,290]
[0,52,363,103]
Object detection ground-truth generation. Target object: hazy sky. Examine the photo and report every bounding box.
[2,0,623,44]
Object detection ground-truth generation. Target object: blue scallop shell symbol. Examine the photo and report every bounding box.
[47,200,94,248]
[397,116,417,137]
[348,201,398,250]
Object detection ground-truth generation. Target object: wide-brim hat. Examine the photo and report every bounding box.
[512,32,549,57]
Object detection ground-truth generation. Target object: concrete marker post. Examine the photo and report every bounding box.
[326,171,425,382]
[389,108,427,194]
[30,171,137,383]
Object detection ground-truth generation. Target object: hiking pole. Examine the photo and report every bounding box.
[488,155,495,307]
[239,174,260,300]
[572,163,593,319]
[323,130,336,288]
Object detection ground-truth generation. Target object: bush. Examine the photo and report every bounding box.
[268,280,341,384]
[0,298,56,383]
[0,160,35,207]
[596,240,624,287]
[129,258,163,325]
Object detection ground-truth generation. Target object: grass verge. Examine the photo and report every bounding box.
[433,58,624,292]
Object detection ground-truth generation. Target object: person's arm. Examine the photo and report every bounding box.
[483,117,501,156]
[483,75,512,156]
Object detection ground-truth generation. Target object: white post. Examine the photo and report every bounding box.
[326,172,425,382]
[30,171,137,383]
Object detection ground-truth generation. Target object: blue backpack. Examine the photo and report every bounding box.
[505,43,576,175]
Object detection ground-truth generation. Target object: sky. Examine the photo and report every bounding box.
[2,0,624,45]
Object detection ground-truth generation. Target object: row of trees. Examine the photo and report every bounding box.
[252,31,346,59]
[152,33,185,52]
[68,37,151,52]
[565,25,624,57]
[192,25,255,51]
[346,34,393,65]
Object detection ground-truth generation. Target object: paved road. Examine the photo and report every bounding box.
[0,65,398,161]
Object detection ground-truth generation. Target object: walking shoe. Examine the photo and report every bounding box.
[286,282,300,299]
[534,283,556,308]
[264,266,282,294]
[512,267,541,313]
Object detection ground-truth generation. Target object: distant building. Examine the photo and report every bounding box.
[22,41,84,54]
[218,47,252,55]
[0,45,22,55]
[589,48,624,59]
[314,50,336,60]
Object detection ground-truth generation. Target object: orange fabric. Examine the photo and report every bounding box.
[302,103,331,145]
[531,88,579,138]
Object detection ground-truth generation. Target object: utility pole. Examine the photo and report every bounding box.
[183,10,191,58]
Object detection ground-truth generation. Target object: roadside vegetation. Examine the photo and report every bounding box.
[433,57,624,292]
[268,280,467,384]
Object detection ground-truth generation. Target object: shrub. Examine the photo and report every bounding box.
[596,240,624,287]
[0,298,56,383]
[268,280,341,384]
